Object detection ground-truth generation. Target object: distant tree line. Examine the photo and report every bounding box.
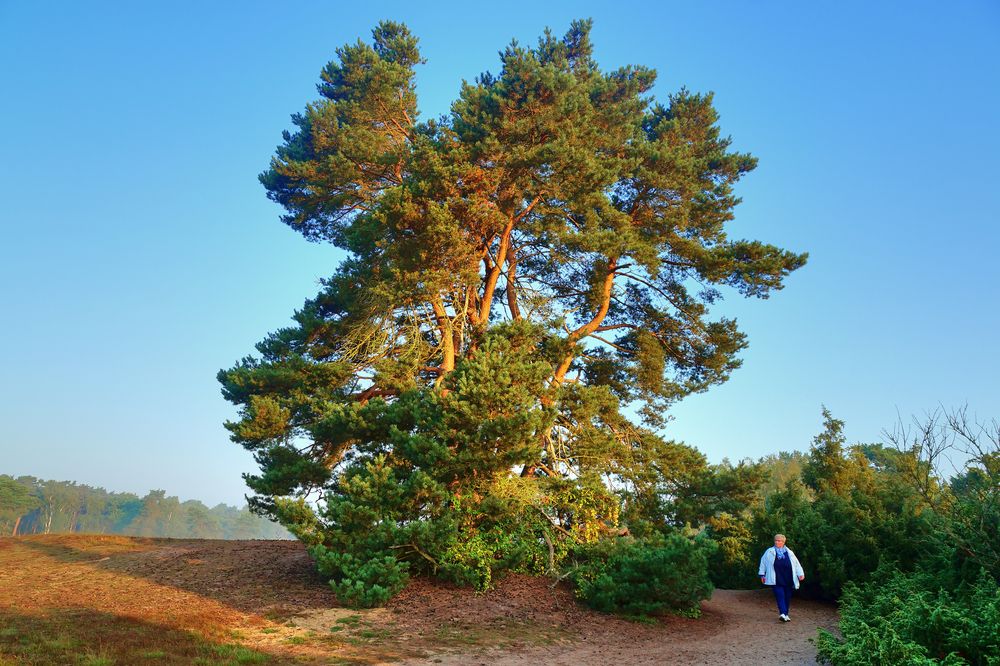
[0,475,291,540]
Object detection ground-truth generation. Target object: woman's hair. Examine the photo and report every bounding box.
[774,533,786,541]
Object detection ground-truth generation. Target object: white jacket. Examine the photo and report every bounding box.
[758,547,805,589]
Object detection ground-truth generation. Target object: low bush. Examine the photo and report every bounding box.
[817,564,1000,665]
[705,511,757,589]
[568,532,716,618]
[309,546,410,608]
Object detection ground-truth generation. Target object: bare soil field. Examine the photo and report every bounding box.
[0,534,837,665]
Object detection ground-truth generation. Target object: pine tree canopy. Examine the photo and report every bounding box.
[218,19,806,602]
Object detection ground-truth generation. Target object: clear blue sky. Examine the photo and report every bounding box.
[2,1,997,506]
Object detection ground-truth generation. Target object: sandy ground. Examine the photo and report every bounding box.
[1,535,838,665]
[395,586,838,665]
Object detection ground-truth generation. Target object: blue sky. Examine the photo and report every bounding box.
[1,1,997,506]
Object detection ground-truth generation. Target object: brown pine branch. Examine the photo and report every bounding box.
[552,256,618,385]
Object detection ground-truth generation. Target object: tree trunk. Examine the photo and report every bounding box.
[505,252,521,320]
[11,514,21,536]
[431,296,455,387]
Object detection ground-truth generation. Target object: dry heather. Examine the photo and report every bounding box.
[0,534,837,665]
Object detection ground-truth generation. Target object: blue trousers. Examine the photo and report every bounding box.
[772,584,793,615]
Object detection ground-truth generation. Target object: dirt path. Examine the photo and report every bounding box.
[398,588,839,665]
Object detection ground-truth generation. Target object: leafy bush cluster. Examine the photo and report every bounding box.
[703,408,1000,665]
[246,323,733,613]
[568,533,716,618]
[816,565,1000,665]
[261,326,599,607]
[704,510,757,589]
[807,413,999,665]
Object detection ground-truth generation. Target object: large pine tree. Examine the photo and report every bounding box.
[218,20,806,604]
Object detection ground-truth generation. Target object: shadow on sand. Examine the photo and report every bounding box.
[14,535,339,618]
[0,606,282,665]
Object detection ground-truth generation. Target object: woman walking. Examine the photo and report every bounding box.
[758,533,805,622]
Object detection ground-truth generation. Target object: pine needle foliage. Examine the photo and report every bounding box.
[218,20,806,605]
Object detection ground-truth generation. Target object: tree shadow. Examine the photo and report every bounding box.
[14,535,339,618]
[1,535,507,664]
[0,607,285,665]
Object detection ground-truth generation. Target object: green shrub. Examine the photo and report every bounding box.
[817,565,1000,666]
[705,511,757,589]
[309,546,410,608]
[749,442,940,600]
[568,533,716,618]
[438,514,554,591]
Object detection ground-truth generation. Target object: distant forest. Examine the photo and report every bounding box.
[0,475,291,539]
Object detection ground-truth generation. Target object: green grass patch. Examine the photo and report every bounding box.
[334,615,362,626]
[42,635,81,651]
[0,610,278,666]
[209,643,270,664]
[77,652,114,666]
[356,628,390,640]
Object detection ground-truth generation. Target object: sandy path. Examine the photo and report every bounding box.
[401,588,839,665]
